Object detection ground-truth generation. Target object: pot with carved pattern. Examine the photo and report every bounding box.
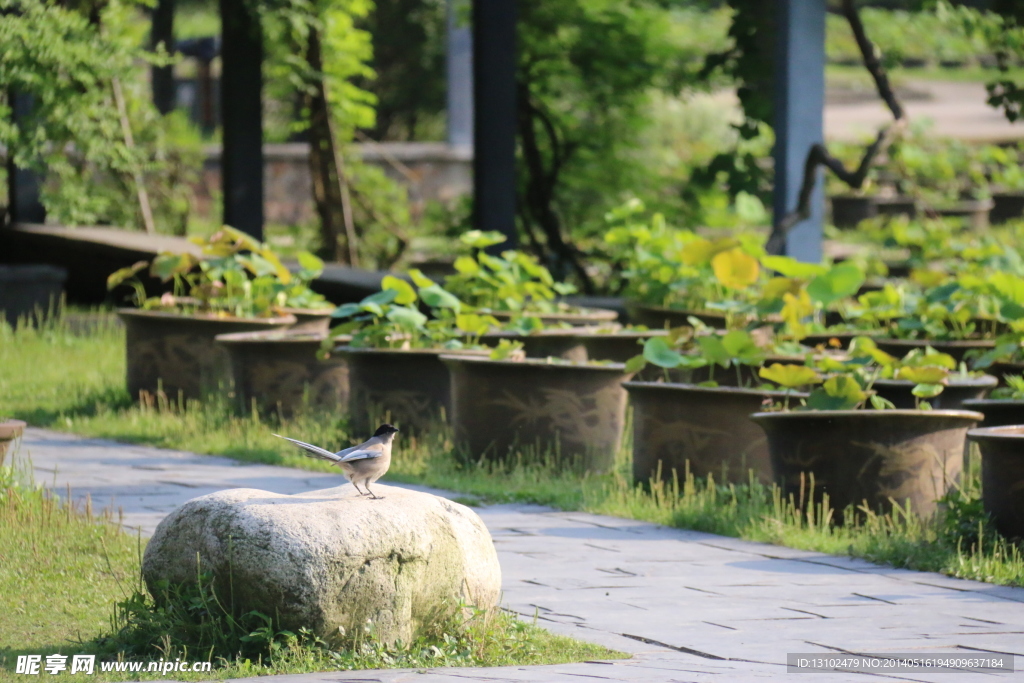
[215,330,350,417]
[966,425,1024,540]
[750,409,982,522]
[118,309,297,402]
[443,356,635,473]
[625,382,807,487]
[336,346,492,436]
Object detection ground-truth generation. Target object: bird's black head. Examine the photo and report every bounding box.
[374,423,399,437]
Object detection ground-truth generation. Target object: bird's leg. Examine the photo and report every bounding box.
[351,481,369,496]
[365,482,384,500]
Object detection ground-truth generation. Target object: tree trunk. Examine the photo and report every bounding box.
[305,27,358,265]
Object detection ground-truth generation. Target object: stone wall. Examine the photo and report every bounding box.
[194,142,472,226]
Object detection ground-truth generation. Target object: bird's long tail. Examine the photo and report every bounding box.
[272,434,342,462]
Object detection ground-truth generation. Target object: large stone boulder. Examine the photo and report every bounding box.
[142,484,501,645]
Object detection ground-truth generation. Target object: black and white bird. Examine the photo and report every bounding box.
[274,424,399,499]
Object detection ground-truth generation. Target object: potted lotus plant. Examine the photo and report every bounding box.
[444,230,617,326]
[963,374,1024,427]
[603,203,766,329]
[443,352,636,473]
[623,328,811,486]
[752,349,983,521]
[846,277,1003,363]
[107,227,307,401]
[331,269,519,434]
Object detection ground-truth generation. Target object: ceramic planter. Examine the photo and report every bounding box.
[626,302,726,330]
[751,409,982,520]
[0,419,26,462]
[0,265,67,327]
[961,399,1024,427]
[987,361,1024,386]
[481,326,617,362]
[576,329,668,363]
[215,331,350,417]
[872,338,996,366]
[279,307,335,333]
[830,195,876,228]
[443,356,635,472]
[936,199,994,231]
[872,375,997,410]
[625,382,806,486]
[118,309,297,401]
[991,192,1024,225]
[484,307,618,327]
[966,426,1024,539]
[337,346,491,435]
[874,196,918,219]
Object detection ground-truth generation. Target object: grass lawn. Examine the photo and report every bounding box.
[1,312,1023,608]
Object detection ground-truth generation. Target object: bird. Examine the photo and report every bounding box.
[273,424,399,500]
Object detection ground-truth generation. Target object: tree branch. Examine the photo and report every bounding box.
[769,0,907,254]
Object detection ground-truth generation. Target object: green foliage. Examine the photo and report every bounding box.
[443,232,578,316]
[0,0,201,231]
[602,199,766,320]
[514,0,727,281]
[107,226,329,317]
[361,0,446,140]
[331,269,484,349]
[933,0,1024,123]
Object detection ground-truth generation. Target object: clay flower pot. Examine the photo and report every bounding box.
[830,195,877,228]
[279,307,336,333]
[484,306,618,327]
[751,409,983,520]
[961,399,1024,428]
[0,419,26,462]
[871,375,997,411]
[118,309,297,402]
[991,191,1024,225]
[966,425,1024,540]
[625,382,806,486]
[871,338,996,366]
[626,301,726,330]
[576,329,668,363]
[443,356,635,472]
[215,330,350,417]
[481,327,614,362]
[337,346,491,435]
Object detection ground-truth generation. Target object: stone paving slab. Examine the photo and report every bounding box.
[10,428,1024,682]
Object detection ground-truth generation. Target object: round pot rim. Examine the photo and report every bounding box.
[872,337,997,348]
[962,398,1024,406]
[582,328,668,339]
[873,374,998,388]
[627,301,726,318]
[484,307,618,322]
[750,409,984,422]
[482,325,618,339]
[337,346,492,357]
[214,330,334,344]
[0,419,27,439]
[117,308,297,325]
[623,381,807,399]
[441,354,627,372]
[278,306,336,315]
[967,425,1024,442]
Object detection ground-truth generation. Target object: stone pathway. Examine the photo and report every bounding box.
[12,428,1024,682]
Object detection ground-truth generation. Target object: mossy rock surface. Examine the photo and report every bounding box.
[142,485,501,645]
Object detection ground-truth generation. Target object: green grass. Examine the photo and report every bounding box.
[0,462,622,681]
[2,311,1023,598]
